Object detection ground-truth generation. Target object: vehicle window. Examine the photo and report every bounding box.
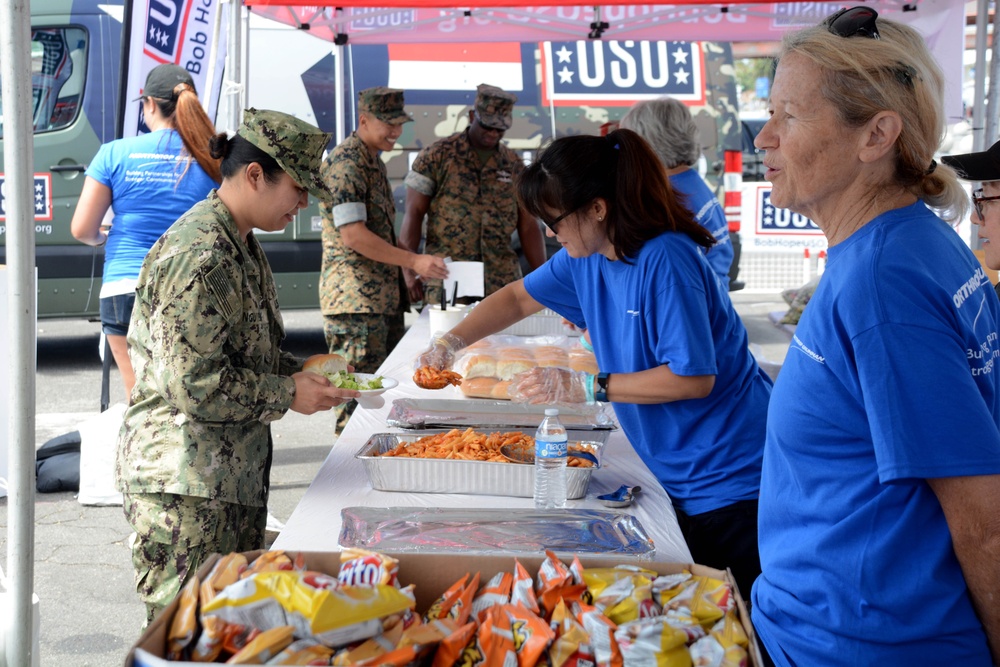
[741,119,767,182]
[0,27,87,139]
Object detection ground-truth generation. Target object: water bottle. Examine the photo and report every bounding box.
[534,408,568,509]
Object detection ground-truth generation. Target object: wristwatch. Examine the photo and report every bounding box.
[595,372,610,403]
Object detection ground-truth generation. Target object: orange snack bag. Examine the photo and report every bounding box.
[501,603,554,667]
[242,550,297,578]
[430,621,478,667]
[339,549,400,588]
[226,624,295,664]
[220,623,261,657]
[539,582,589,621]
[471,572,513,624]
[448,572,480,626]
[511,560,540,615]
[549,600,596,667]
[613,617,691,667]
[269,638,336,665]
[536,551,573,592]
[477,606,519,667]
[424,573,470,622]
[574,602,623,667]
[167,574,200,660]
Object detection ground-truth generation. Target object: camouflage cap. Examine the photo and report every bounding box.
[358,87,413,125]
[475,84,517,131]
[238,108,333,203]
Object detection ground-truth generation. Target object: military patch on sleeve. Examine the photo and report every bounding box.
[205,264,241,321]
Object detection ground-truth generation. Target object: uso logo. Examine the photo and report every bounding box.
[756,188,820,235]
[0,174,52,221]
[144,0,184,62]
[541,41,704,106]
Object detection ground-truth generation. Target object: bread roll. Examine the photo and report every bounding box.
[460,377,498,398]
[460,353,497,379]
[568,351,598,375]
[495,346,533,361]
[303,353,349,377]
[534,347,569,368]
[490,380,513,400]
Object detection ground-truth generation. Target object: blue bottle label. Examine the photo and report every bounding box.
[535,438,568,459]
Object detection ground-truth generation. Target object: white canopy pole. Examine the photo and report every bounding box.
[336,41,346,143]
[987,6,1000,148]
[227,0,244,132]
[0,0,38,664]
[971,0,989,152]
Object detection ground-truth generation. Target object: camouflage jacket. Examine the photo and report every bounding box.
[116,191,300,507]
[404,129,524,298]
[319,132,407,315]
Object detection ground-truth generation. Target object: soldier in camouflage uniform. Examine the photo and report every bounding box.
[116,109,358,624]
[401,84,546,306]
[320,87,449,430]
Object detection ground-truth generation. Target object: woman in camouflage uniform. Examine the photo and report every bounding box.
[116,109,358,624]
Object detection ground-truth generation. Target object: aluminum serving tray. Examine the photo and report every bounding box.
[355,429,607,499]
[386,398,617,430]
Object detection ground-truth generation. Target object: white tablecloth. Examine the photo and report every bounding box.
[272,307,693,563]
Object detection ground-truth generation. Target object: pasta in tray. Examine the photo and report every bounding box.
[380,428,596,467]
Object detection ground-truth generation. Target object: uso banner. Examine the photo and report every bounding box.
[122,0,228,138]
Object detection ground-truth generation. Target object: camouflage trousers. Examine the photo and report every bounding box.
[123,493,267,625]
[323,312,405,432]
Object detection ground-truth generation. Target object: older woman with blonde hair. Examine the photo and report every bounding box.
[751,7,1000,666]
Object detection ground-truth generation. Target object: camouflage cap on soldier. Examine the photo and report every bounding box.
[358,87,413,125]
[475,84,517,131]
[238,108,333,203]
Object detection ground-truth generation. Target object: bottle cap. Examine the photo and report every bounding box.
[544,408,559,416]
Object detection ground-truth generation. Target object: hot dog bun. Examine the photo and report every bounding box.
[461,377,499,398]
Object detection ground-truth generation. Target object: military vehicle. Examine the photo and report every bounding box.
[1,1,746,320]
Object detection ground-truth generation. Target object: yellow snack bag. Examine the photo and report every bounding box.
[589,572,657,626]
[549,600,595,667]
[226,624,295,664]
[202,571,415,648]
[711,610,748,648]
[613,617,691,667]
[332,614,408,665]
[167,574,200,660]
[689,634,748,667]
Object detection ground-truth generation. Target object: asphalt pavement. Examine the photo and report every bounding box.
[0,292,793,667]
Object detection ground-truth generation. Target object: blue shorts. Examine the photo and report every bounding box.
[100,293,135,336]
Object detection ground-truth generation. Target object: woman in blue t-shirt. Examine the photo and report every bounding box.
[750,7,1000,666]
[417,128,772,600]
[71,64,220,399]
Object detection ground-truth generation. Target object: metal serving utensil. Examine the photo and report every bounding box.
[500,442,600,466]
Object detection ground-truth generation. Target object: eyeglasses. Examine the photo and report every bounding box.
[973,189,1000,220]
[824,6,880,40]
[543,207,579,233]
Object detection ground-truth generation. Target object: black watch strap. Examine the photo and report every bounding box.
[595,372,610,403]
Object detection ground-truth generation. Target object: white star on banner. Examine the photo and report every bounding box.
[35,183,42,193]
[674,69,690,85]
[556,46,573,64]
[558,67,574,84]
[672,47,689,65]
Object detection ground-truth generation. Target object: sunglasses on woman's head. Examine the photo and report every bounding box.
[824,6,880,40]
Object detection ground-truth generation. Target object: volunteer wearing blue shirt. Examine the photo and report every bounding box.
[751,7,1000,665]
[72,64,220,399]
[417,128,772,600]
[621,97,734,285]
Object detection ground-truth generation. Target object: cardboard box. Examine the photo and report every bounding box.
[125,551,763,666]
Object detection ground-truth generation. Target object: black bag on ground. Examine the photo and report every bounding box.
[35,430,82,493]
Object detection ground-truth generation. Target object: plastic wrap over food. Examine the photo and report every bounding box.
[339,507,655,558]
[386,398,617,430]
